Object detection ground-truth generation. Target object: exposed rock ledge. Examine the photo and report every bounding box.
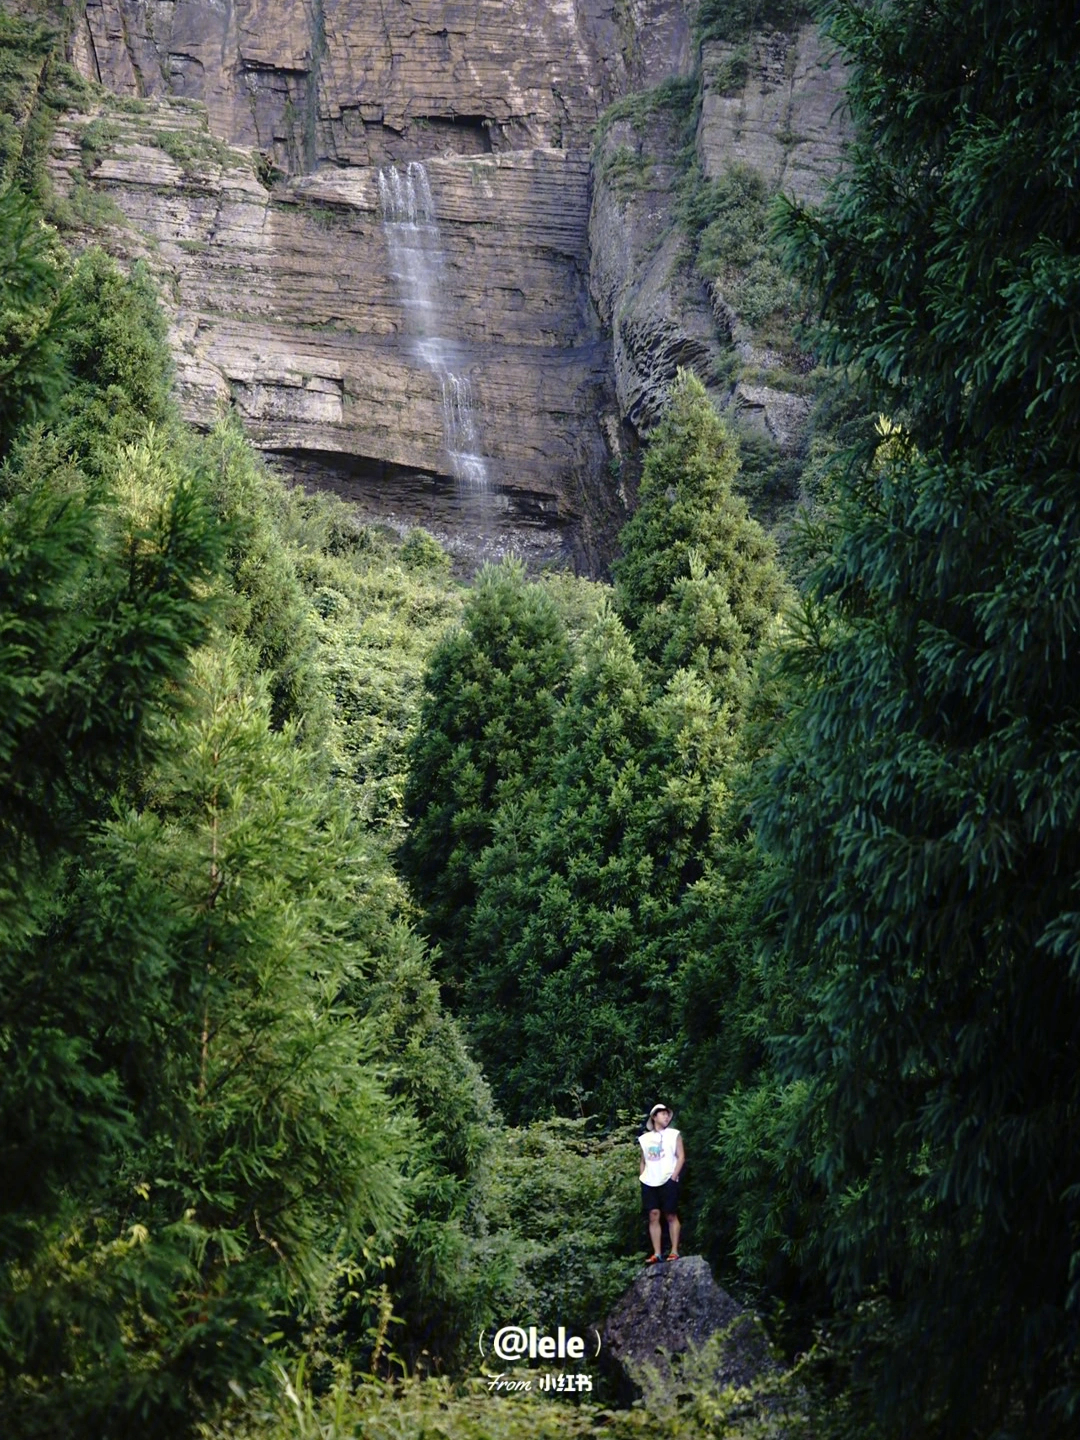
[54,2,847,567]
[48,99,620,567]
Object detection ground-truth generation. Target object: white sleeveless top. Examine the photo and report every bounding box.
[638,1126,680,1186]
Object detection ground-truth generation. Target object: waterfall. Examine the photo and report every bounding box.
[378,161,489,489]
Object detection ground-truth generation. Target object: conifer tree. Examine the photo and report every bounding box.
[0,185,67,454]
[0,434,223,1435]
[739,1,1080,1432]
[398,561,572,983]
[464,603,665,1117]
[614,368,785,689]
[437,381,784,1121]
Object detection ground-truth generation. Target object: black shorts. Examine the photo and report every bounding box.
[641,1178,680,1215]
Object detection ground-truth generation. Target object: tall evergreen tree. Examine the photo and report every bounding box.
[411,379,785,1121]
[739,2,1080,1433]
[398,561,572,984]
[0,185,67,453]
[614,369,784,689]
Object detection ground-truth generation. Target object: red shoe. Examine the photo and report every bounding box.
[667,1252,680,1261]
[645,1253,663,1265]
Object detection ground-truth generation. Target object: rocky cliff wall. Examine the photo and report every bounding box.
[56,1,694,565]
[47,2,846,567]
[590,21,848,442]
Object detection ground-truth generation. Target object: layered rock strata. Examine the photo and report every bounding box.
[60,0,692,565]
[55,97,619,559]
[589,103,728,436]
[697,25,848,203]
[54,3,845,565]
[74,0,628,162]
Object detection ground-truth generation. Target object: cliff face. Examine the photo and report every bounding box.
[52,2,846,566]
[590,22,848,445]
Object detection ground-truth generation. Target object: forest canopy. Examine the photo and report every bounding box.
[2,1,1079,1437]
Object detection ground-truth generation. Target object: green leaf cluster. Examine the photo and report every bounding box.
[681,163,801,336]
[0,194,503,1427]
[697,0,811,46]
[711,1,1080,1433]
[401,372,786,1124]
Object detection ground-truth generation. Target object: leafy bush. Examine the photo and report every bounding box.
[592,75,699,152]
[682,164,800,337]
[697,0,811,45]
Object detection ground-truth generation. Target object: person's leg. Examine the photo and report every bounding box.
[648,1208,663,1257]
[666,1212,680,1257]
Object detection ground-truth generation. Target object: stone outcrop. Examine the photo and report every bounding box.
[75,0,615,163]
[589,106,728,435]
[602,1255,776,1396]
[51,121,619,564]
[52,107,604,485]
[60,1,686,566]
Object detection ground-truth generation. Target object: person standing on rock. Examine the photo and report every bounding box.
[639,1103,684,1264]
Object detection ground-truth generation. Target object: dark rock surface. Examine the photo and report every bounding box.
[602,1255,775,1396]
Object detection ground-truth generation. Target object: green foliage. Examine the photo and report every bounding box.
[614,370,786,687]
[721,1,1080,1433]
[0,11,54,185]
[204,1334,818,1440]
[78,116,121,161]
[0,185,68,453]
[53,247,175,473]
[197,422,328,731]
[186,429,498,1374]
[5,641,411,1437]
[398,561,573,983]
[0,9,90,201]
[596,142,654,194]
[592,75,699,152]
[462,602,699,1118]
[403,376,786,1124]
[400,524,451,575]
[0,207,500,1428]
[697,0,811,45]
[46,170,127,233]
[681,163,801,336]
[481,1120,641,1333]
[0,437,220,870]
[729,423,805,529]
[150,124,248,175]
[0,437,231,1434]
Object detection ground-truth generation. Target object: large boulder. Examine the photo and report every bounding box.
[602,1255,775,1397]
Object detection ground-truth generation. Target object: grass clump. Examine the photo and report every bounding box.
[150,124,246,174]
[681,162,800,338]
[592,75,699,154]
[697,0,811,45]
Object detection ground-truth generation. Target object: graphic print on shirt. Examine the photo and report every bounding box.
[639,1126,680,1186]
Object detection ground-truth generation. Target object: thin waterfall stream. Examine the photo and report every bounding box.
[377,161,490,489]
